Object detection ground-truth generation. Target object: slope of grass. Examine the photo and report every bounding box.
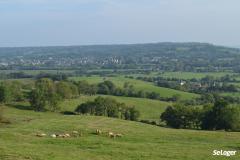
[1,107,239,160]
[60,95,170,121]
[70,76,199,100]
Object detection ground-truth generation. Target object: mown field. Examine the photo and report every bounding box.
[0,106,239,160]
[70,76,199,100]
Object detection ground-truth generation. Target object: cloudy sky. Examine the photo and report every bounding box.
[0,0,239,47]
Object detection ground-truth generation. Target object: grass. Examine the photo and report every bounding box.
[160,72,235,79]
[221,92,240,97]
[8,95,169,121]
[0,106,240,160]
[0,70,75,75]
[70,76,199,100]
[60,95,170,121]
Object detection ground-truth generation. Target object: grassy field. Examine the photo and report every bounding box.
[70,76,199,100]
[0,70,76,75]
[60,95,170,121]
[0,106,239,160]
[160,72,235,79]
[221,92,240,97]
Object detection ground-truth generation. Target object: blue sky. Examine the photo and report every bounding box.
[0,0,239,47]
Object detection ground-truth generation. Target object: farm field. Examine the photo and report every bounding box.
[0,106,239,160]
[70,76,199,100]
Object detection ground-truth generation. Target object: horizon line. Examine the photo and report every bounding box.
[0,41,233,49]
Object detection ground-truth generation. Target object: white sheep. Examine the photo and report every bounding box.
[51,134,57,138]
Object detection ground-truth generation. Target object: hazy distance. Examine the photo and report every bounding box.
[0,0,239,47]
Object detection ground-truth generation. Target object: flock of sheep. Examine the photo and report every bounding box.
[96,129,123,138]
[36,130,81,138]
[36,129,123,139]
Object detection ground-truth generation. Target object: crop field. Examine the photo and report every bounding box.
[0,106,239,160]
[70,76,199,100]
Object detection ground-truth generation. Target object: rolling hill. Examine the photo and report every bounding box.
[70,76,199,100]
[1,106,239,160]
[60,95,170,121]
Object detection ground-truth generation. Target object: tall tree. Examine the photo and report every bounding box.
[29,78,61,112]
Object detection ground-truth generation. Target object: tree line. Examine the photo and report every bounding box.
[0,79,140,122]
[160,99,240,131]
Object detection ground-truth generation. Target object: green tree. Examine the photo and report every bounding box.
[9,81,24,101]
[0,105,4,122]
[29,78,61,112]
[160,104,201,129]
[97,81,116,95]
[201,100,240,131]
[0,84,11,103]
[129,107,140,121]
[76,81,97,95]
[56,81,72,99]
[29,89,47,111]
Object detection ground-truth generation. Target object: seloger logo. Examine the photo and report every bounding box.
[213,150,237,157]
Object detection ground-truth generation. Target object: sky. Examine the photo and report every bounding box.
[0,0,239,47]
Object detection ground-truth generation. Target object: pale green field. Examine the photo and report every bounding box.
[161,72,235,79]
[0,106,239,160]
[70,76,199,100]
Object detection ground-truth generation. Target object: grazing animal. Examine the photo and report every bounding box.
[115,133,123,138]
[55,133,71,138]
[51,134,57,138]
[36,133,47,137]
[72,131,82,137]
[56,134,65,138]
[108,132,115,138]
[65,133,70,137]
[72,131,79,134]
[96,129,102,135]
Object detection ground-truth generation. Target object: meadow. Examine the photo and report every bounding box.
[60,95,170,121]
[70,76,199,100]
[0,70,75,75]
[0,106,239,160]
[160,72,235,79]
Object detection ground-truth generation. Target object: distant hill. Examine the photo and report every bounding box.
[0,42,240,72]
